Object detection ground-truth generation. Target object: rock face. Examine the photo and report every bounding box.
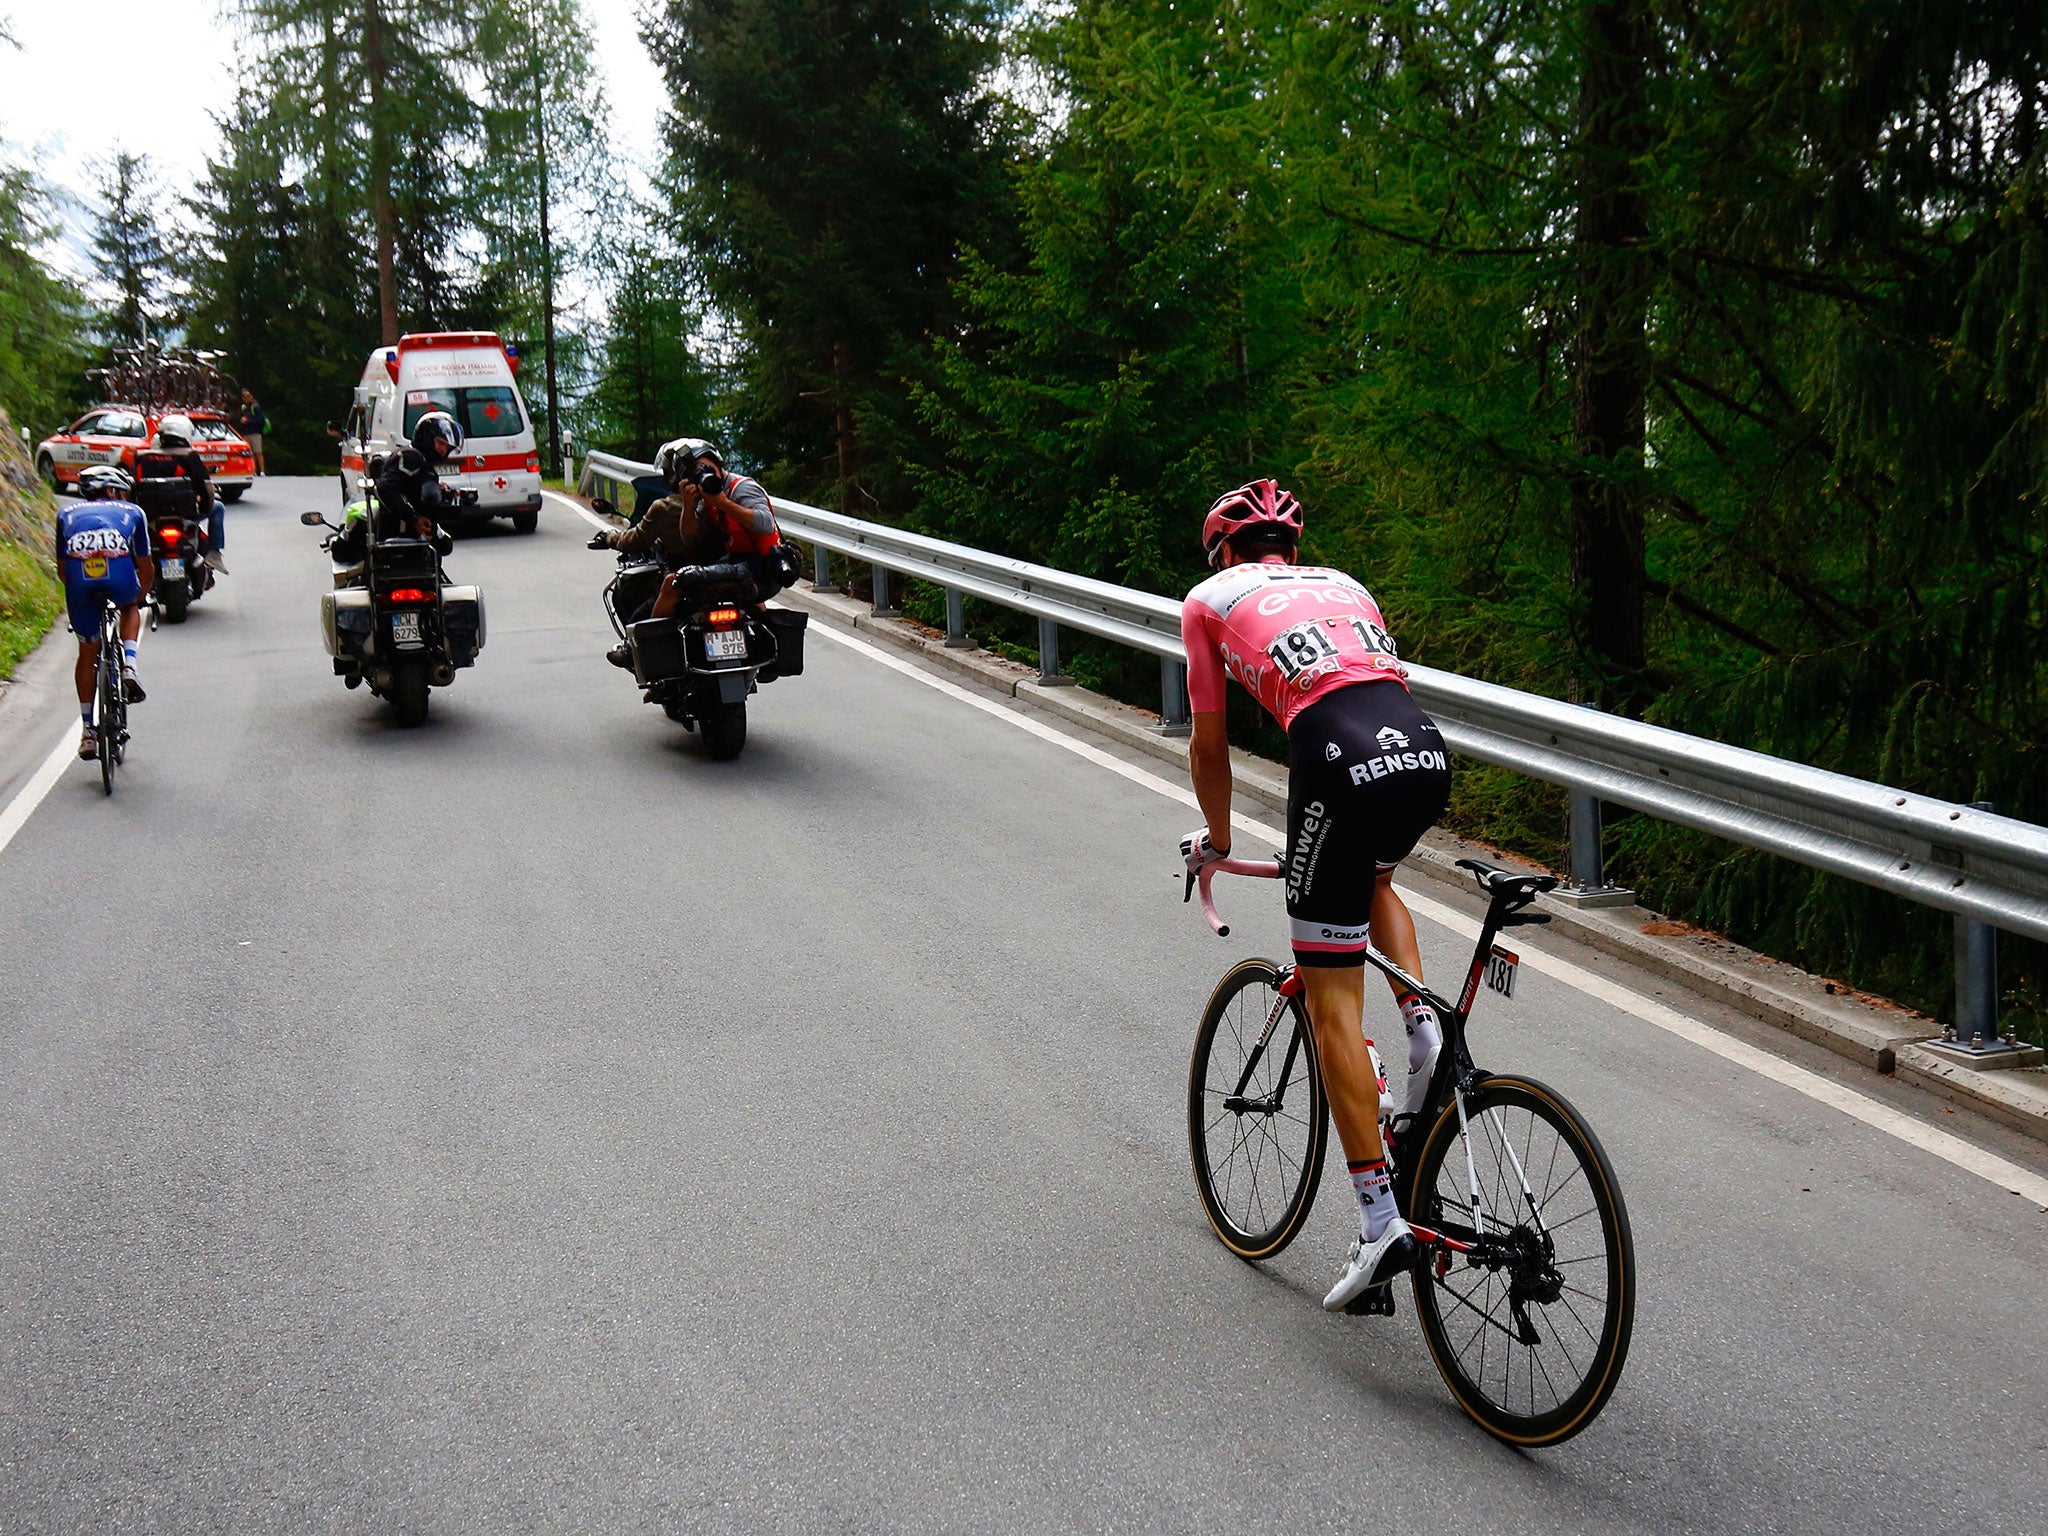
[1,406,57,566]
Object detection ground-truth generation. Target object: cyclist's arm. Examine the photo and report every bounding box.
[134,552,155,595]
[1182,599,1233,853]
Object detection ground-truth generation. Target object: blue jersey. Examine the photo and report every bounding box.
[57,501,150,587]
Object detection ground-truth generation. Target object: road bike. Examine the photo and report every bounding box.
[1184,854,1635,1446]
[87,595,130,795]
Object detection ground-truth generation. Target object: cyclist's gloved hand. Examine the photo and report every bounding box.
[1181,828,1232,875]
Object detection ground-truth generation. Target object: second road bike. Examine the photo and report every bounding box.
[1185,854,1635,1447]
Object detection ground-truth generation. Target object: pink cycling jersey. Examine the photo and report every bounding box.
[1180,562,1408,731]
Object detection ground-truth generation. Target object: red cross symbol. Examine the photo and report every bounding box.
[493,476,508,491]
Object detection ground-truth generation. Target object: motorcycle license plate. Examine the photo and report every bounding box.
[391,612,424,648]
[704,629,748,662]
[160,557,184,580]
[1484,945,1519,998]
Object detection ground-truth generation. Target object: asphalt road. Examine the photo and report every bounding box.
[2,477,2044,1534]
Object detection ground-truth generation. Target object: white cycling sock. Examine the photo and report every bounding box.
[122,639,138,668]
[1349,1158,1395,1241]
[81,703,93,726]
[1399,993,1442,1120]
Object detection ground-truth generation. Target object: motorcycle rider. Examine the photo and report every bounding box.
[648,442,789,620]
[133,414,227,574]
[58,465,155,758]
[592,436,729,669]
[332,410,463,565]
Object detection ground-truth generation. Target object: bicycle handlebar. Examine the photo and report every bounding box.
[1183,854,1283,937]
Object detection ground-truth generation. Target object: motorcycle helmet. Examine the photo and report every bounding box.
[154,414,196,450]
[412,409,464,461]
[656,436,717,490]
[1202,479,1304,569]
[77,464,134,500]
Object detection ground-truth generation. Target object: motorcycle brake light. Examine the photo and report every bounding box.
[386,587,431,603]
[158,525,182,545]
[706,606,741,627]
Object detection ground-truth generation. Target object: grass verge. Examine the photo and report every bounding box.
[0,538,62,682]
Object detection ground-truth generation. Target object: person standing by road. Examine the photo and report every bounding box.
[235,389,268,476]
[1178,479,1453,1313]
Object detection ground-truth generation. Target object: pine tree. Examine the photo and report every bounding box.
[89,151,175,345]
[475,0,607,474]
[0,159,91,437]
[583,231,718,461]
[649,0,1014,509]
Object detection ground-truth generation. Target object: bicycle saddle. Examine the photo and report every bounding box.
[1455,858,1561,905]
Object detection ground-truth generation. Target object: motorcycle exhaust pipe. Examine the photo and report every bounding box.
[430,663,457,687]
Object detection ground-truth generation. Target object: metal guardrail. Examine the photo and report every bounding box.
[580,450,2048,1039]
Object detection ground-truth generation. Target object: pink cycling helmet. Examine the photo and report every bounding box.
[1202,479,1303,568]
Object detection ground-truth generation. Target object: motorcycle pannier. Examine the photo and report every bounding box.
[761,606,809,679]
[629,617,688,685]
[441,584,486,667]
[320,588,373,658]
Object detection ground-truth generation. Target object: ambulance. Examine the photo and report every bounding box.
[341,332,543,533]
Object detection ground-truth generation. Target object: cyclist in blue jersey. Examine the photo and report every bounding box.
[58,466,155,759]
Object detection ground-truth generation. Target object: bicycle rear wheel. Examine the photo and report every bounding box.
[1187,959,1327,1260]
[1409,1074,1633,1447]
[95,643,118,795]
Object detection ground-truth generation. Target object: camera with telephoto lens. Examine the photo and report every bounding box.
[694,463,725,499]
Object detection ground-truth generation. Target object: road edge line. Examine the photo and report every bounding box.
[0,726,84,858]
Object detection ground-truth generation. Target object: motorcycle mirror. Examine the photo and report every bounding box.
[300,511,326,526]
[590,497,614,518]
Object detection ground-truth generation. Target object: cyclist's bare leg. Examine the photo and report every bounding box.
[74,641,98,704]
[1369,873,1424,997]
[117,604,142,644]
[1300,963,1383,1165]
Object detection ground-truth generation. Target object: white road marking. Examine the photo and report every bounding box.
[811,618,2048,1208]
[0,727,85,859]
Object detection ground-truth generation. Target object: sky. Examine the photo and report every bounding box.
[0,0,670,279]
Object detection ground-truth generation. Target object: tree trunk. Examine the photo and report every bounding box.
[535,52,561,479]
[833,338,858,514]
[1568,0,1651,708]
[365,0,400,346]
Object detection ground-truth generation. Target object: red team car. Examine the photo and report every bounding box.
[37,407,256,501]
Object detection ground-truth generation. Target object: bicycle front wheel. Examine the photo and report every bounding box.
[1409,1074,1634,1447]
[1187,959,1327,1260]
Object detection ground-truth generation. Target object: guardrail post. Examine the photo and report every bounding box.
[1945,801,2017,1056]
[1553,789,1636,909]
[811,544,840,593]
[871,563,900,617]
[1159,657,1191,736]
[944,588,969,648]
[1037,617,1073,686]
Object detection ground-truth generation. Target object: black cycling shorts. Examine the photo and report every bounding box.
[1284,680,1452,967]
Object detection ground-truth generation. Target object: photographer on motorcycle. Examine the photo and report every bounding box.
[593,437,785,668]
[334,410,464,564]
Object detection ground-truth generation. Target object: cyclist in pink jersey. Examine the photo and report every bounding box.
[1179,480,1452,1312]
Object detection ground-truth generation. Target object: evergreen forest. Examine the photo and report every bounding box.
[2,0,2045,1034]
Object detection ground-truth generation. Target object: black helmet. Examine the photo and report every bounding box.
[656,436,716,490]
[412,410,464,461]
[77,465,134,500]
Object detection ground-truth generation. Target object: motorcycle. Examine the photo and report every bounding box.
[590,496,807,762]
[130,475,214,625]
[301,490,486,727]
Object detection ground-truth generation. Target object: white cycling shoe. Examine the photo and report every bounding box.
[1322,1217,1417,1312]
